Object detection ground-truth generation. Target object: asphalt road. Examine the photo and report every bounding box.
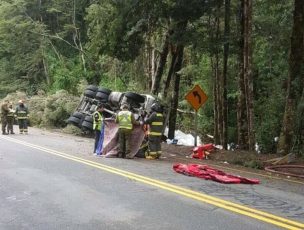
[0,127,303,230]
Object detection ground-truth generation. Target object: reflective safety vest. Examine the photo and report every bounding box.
[117,110,132,129]
[149,113,163,136]
[16,105,28,120]
[93,111,103,131]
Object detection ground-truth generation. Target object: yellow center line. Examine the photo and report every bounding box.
[1,136,304,230]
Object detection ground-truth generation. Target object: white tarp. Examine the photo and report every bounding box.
[164,128,202,146]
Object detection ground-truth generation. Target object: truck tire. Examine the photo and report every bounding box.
[82,120,93,130]
[124,92,145,103]
[97,87,111,95]
[84,89,96,98]
[67,116,81,126]
[84,115,93,123]
[86,85,98,92]
[95,92,109,102]
[72,112,84,119]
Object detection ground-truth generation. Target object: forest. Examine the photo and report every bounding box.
[0,0,303,157]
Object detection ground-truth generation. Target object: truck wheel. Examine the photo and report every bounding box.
[84,115,93,123]
[124,92,145,103]
[85,85,98,92]
[82,120,93,130]
[95,92,109,101]
[72,112,84,119]
[97,87,112,95]
[67,116,81,126]
[84,89,96,98]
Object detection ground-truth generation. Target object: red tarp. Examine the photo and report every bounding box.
[173,163,259,184]
[102,120,145,158]
[192,143,215,159]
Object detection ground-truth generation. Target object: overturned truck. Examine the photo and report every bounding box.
[67,85,163,157]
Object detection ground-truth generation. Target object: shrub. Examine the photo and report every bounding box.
[41,90,79,127]
[62,124,83,135]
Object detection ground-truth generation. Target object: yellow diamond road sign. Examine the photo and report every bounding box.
[185,85,208,111]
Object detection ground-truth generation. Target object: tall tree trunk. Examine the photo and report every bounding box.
[42,56,50,85]
[168,46,184,139]
[146,21,156,91]
[278,0,304,154]
[150,45,156,90]
[216,53,223,144]
[207,14,220,144]
[243,0,255,150]
[212,56,220,144]
[237,0,248,149]
[163,45,179,99]
[215,0,223,145]
[72,0,86,73]
[151,31,170,95]
[222,0,230,149]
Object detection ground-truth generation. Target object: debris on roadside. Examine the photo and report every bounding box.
[163,128,202,146]
[173,163,260,184]
[191,143,216,160]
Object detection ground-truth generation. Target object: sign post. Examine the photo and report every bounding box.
[185,85,208,146]
[194,111,198,146]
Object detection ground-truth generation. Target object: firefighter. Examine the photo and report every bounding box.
[144,102,164,160]
[1,100,9,135]
[115,103,139,159]
[15,100,29,134]
[7,103,15,134]
[93,103,105,155]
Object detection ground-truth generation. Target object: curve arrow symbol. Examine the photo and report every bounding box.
[193,91,201,104]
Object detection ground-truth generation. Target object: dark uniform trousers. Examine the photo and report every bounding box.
[118,128,132,158]
[1,115,8,134]
[148,135,162,158]
[7,114,14,133]
[18,119,28,134]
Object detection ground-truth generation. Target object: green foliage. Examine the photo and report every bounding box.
[86,1,145,61]
[0,91,27,110]
[62,124,83,136]
[252,1,293,153]
[0,0,301,158]
[255,90,285,153]
[243,160,263,169]
[41,90,79,127]
[229,153,263,169]
[1,90,79,129]
[27,93,46,126]
[0,0,48,96]
[48,57,84,94]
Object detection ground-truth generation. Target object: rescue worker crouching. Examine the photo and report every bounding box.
[15,100,29,134]
[115,103,139,159]
[144,102,164,160]
[7,103,15,134]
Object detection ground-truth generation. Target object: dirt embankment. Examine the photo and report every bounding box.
[161,143,304,171]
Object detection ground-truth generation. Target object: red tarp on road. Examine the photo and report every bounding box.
[173,163,259,184]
